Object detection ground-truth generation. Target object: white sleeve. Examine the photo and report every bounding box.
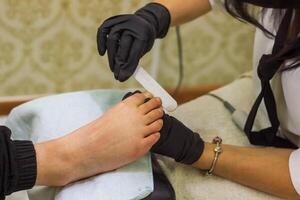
[289,149,300,195]
[282,67,300,195]
[281,67,300,135]
[208,0,225,10]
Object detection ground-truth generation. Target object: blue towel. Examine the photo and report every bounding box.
[5,90,153,200]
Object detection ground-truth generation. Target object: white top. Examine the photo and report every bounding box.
[209,0,300,195]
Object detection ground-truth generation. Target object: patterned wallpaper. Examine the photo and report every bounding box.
[0,0,255,96]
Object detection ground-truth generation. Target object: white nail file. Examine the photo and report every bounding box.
[133,66,178,112]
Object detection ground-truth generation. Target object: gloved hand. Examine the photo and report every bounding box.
[97,3,171,82]
[122,91,205,165]
[152,114,204,165]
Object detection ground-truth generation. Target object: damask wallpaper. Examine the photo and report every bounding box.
[0,0,255,96]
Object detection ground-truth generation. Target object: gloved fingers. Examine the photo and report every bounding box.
[97,27,108,56]
[116,31,134,62]
[97,15,131,56]
[106,30,121,73]
[114,33,134,79]
[143,107,164,125]
[139,97,162,114]
[118,39,146,82]
[142,132,161,150]
[114,31,133,80]
[122,90,142,101]
[145,119,163,136]
[114,32,134,80]
[122,92,133,101]
[132,90,142,95]
[101,14,132,29]
[151,114,173,150]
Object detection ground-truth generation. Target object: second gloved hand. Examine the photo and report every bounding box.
[97,3,171,82]
[152,114,205,165]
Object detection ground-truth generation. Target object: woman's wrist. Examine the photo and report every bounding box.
[153,0,212,26]
[192,142,215,170]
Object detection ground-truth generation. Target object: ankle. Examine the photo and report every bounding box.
[35,137,76,186]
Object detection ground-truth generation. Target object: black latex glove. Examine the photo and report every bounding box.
[122,90,143,100]
[152,114,204,165]
[97,3,171,82]
[122,91,205,165]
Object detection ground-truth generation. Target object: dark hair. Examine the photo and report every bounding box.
[223,0,300,70]
[224,1,271,35]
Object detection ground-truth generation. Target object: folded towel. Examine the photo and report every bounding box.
[5,89,153,200]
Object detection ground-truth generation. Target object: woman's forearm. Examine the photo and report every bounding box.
[193,143,300,199]
[153,0,212,26]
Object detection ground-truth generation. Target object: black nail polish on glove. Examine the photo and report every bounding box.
[122,91,205,165]
[97,3,171,82]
